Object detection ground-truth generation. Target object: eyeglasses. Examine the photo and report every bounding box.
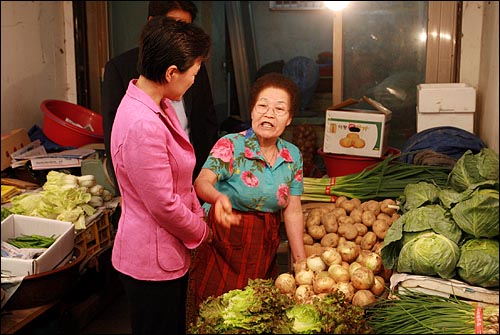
[254,103,289,117]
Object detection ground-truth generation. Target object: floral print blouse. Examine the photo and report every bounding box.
[202,128,303,214]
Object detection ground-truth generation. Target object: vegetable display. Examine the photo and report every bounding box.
[188,278,373,334]
[381,148,499,288]
[6,171,111,230]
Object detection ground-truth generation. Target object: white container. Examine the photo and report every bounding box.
[416,107,475,133]
[1,214,75,276]
[417,83,476,113]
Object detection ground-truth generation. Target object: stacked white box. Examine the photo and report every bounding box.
[416,83,476,133]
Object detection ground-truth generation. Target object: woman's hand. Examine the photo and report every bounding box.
[213,194,242,229]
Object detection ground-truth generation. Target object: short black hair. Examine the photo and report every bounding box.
[249,73,301,118]
[138,16,210,84]
[148,1,197,21]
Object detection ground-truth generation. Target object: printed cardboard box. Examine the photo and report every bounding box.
[1,214,75,277]
[323,97,392,158]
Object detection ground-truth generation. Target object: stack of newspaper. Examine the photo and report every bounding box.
[10,140,95,170]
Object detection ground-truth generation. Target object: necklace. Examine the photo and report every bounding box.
[262,147,278,167]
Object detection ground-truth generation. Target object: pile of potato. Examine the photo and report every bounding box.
[275,197,400,307]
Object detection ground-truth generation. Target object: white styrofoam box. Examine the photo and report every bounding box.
[417,83,476,113]
[416,107,475,134]
[323,108,392,158]
[1,214,75,277]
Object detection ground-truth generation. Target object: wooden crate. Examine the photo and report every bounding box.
[75,209,113,269]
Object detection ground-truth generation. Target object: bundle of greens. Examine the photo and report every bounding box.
[188,278,374,334]
[302,153,451,201]
[365,290,500,334]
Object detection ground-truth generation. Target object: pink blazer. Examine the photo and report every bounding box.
[110,80,208,281]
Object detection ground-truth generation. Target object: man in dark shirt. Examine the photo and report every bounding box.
[102,1,219,194]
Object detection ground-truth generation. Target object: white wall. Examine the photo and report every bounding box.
[1,1,498,154]
[1,1,75,136]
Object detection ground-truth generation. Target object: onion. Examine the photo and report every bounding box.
[356,250,383,274]
[348,261,362,277]
[351,266,375,290]
[293,259,308,274]
[313,275,335,294]
[306,255,326,273]
[321,247,342,266]
[295,269,314,285]
[328,264,350,283]
[370,275,386,296]
[294,284,314,304]
[335,281,355,302]
[275,273,296,295]
[337,240,360,263]
[352,289,377,307]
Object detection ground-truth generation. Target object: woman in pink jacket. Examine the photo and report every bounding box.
[110,16,212,335]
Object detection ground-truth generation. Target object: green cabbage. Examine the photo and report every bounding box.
[457,239,499,288]
[450,188,499,238]
[402,182,440,212]
[448,148,499,192]
[397,232,460,279]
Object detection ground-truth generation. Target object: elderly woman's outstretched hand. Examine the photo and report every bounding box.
[213,194,242,229]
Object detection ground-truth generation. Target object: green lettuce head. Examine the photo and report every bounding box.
[286,304,322,334]
[457,239,499,288]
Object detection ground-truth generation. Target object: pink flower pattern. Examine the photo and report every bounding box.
[276,184,290,207]
[211,138,233,163]
[241,171,259,187]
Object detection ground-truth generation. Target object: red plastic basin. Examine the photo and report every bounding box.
[318,147,401,177]
[40,99,104,147]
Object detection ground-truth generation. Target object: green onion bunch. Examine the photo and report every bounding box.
[303,154,451,201]
[365,290,500,334]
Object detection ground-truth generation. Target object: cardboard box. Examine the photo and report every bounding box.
[1,214,75,277]
[1,128,31,171]
[417,83,476,113]
[323,97,392,158]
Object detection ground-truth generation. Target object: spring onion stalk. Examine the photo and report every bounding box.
[365,290,500,334]
[302,154,451,201]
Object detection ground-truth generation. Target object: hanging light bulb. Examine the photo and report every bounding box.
[323,1,350,11]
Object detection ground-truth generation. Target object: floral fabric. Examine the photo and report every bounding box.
[201,128,304,214]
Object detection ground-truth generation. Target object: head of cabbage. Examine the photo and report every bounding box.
[397,231,460,279]
[457,238,499,288]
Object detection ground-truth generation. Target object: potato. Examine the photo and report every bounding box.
[335,196,347,207]
[364,200,381,216]
[361,210,376,227]
[350,208,363,223]
[305,211,321,228]
[337,215,355,225]
[304,243,324,257]
[372,219,390,239]
[321,213,338,233]
[339,199,356,213]
[353,223,368,236]
[351,198,362,209]
[320,232,339,248]
[338,223,358,240]
[331,207,347,218]
[303,233,314,245]
[360,231,377,250]
[308,224,326,240]
[380,198,398,215]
